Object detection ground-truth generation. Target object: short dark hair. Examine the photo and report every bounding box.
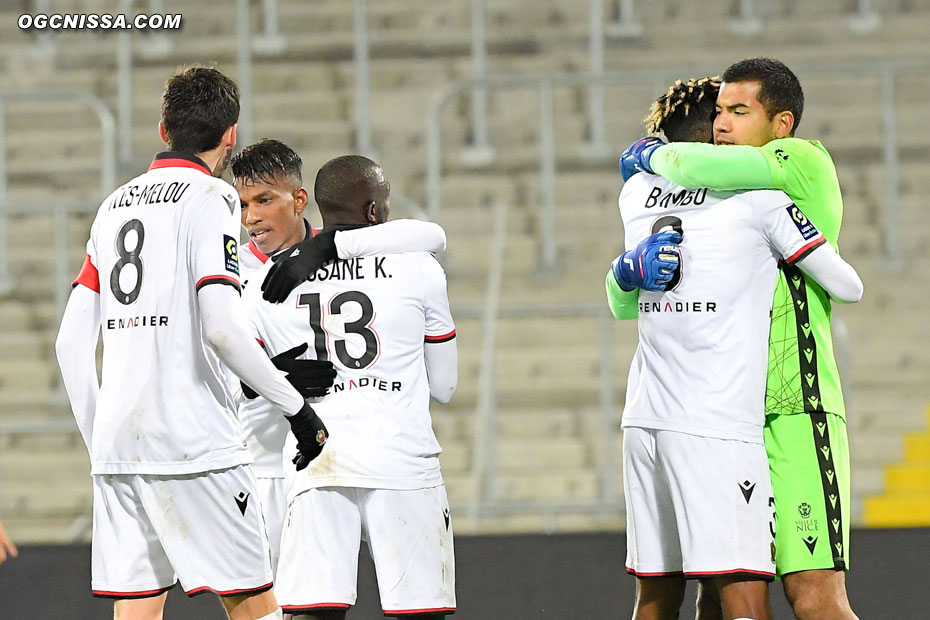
[231,138,303,187]
[645,76,720,143]
[161,66,240,153]
[314,155,384,214]
[722,57,804,133]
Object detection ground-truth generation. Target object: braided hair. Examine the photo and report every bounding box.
[644,76,720,143]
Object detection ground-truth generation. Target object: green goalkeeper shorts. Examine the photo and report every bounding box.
[764,411,850,576]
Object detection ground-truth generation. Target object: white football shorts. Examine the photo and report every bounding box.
[256,476,287,575]
[276,485,455,615]
[623,427,776,580]
[91,465,274,598]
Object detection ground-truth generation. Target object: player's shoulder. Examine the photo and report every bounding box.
[195,175,239,214]
[761,137,835,170]
[618,173,677,213]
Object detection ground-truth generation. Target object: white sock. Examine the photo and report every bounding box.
[255,610,283,620]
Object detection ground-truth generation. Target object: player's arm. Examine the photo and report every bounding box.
[423,256,457,403]
[262,220,447,303]
[605,270,640,320]
[760,198,863,304]
[335,219,446,258]
[55,279,101,451]
[425,341,457,404]
[648,142,774,190]
[199,284,327,469]
[789,243,863,304]
[193,184,327,469]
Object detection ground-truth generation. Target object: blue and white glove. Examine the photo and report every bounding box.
[619,136,666,182]
[611,231,682,291]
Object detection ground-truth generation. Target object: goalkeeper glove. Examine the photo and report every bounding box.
[241,343,337,399]
[287,402,329,471]
[261,228,339,303]
[619,136,665,182]
[611,230,682,292]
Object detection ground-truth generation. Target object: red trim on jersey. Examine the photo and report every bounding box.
[626,568,684,577]
[72,254,100,293]
[92,584,174,599]
[186,581,273,598]
[256,338,265,348]
[282,603,351,611]
[425,330,456,344]
[384,607,456,615]
[195,274,242,292]
[148,151,212,176]
[784,235,826,264]
[248,239,270,264]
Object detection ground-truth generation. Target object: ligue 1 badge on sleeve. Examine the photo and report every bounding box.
[224,235,240,275]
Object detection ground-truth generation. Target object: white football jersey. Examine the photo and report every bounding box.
[235,235,295,478]
[619,173,825,444]
[242,250,455,495]
[74,152,251,475]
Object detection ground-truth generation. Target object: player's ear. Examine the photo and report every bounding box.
[294,187,309,215]
[158,121,169,146]
[365,200,378,224]
[774,110,794,138]
[223,123,238,149]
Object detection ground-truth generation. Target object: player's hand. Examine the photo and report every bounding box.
[0,519,18,566]
[261,228,339,304]
[619,136,666,181]
[241,343,337,399]
[611,230,682,292]
[287,402,329,471]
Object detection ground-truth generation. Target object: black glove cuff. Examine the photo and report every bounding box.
[287,403,328,445]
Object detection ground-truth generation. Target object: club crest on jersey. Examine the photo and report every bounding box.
[224,235,239,275]
[786,204,819,240]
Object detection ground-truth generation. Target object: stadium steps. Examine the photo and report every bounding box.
[863,406,930,527]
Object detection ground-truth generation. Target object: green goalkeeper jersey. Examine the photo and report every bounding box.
[649,138,846,418]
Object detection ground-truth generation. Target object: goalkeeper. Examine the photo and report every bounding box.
[618,58,858,620]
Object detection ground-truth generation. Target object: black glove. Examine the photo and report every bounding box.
[261,228,339,303]
[287,402,329,471]
[241,343,337,399]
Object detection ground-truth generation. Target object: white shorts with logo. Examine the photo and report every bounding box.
[91,465,274,598]
[276,485,456,615]
[256,476,286,575]
[623,427,776,580]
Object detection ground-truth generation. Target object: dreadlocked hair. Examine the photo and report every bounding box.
[644,76,721,143]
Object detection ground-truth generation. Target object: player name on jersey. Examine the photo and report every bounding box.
[306,256,391,282]
[644,186,708,210]
[108,181,191,209]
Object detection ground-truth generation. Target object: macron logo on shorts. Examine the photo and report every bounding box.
[739,480,756,504]
[235,491,250,516]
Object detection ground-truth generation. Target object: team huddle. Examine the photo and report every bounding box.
[51,57,861,620]
[55,68,456,620]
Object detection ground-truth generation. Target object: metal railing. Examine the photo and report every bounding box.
[427,60,930,270]
[457,297,623,530]
[0,91,115,296]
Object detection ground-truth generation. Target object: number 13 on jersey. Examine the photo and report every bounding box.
[298,291,380,369]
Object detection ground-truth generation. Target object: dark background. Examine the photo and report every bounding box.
[2,529,928,619]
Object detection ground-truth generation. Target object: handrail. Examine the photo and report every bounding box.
[466,200,508,531]
[0,91,115,294]
[427,60,930,267]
